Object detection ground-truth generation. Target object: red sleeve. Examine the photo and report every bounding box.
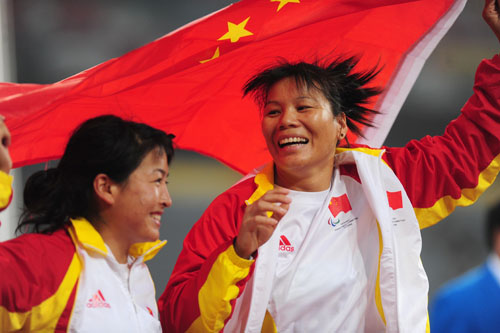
[158,179,257,332]
[0,230,75,326]
[381,55,500,228]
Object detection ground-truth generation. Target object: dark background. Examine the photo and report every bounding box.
[6,0,500,300]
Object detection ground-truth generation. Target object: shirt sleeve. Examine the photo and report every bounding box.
[382,55,500,229]
[158,188,255,332]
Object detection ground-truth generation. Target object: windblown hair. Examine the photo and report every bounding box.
[18,115,175,234]
[486,202,500,250]
[243,57,382,136]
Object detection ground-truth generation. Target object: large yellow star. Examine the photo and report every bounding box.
[271,0,300,12]
[218,17,253,43]
[200,47,220,64]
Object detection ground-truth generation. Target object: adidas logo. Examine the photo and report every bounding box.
[279,235,294,252]
[87,289,111,308]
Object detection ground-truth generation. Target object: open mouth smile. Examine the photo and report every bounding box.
[278,137,309,148]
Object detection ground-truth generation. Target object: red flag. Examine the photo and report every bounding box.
[0,0,466,173]
[387,191,403,210]
[329,194,352,218]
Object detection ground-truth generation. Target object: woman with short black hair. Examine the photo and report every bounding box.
[160,1,500,331]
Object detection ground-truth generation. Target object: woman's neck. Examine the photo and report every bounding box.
[274,164,333,192]
[92,216,130,264]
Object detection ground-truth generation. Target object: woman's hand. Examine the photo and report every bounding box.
[234,187,291,259]
[483,0,500,43]
[0,116,12,174]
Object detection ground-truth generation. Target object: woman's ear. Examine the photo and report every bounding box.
[93,174,117,205]
[337,112,348,140]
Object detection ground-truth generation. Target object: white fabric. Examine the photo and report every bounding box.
[68,243,161,332]
[487,252,500,287]
[268,177,384,332]
[225,150,429,332]
[271,189,329,277]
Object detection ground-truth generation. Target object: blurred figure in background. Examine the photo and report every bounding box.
[430,202,500,332]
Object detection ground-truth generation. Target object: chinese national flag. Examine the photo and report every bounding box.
[329,194,352,218]
[387,191,403,210]
[0,0,466,173]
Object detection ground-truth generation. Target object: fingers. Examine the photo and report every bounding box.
[254,199,288,217]
[483,0,500,42]
[252,188,291,220]
[235,188,292,258]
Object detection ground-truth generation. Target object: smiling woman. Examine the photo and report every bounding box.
[159,1,500,332]
[0,115,174,332]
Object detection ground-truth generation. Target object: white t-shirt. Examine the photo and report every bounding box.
[267,176,385,332]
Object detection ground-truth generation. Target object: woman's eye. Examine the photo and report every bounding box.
[297,105,311,111]
[265,109,280,116]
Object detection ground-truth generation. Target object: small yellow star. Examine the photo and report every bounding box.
[218,17,253,43]
[271,0,300,12]
[200,47,220,64]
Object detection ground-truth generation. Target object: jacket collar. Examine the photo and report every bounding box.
[246,147,384,205]
[68,217,166,262]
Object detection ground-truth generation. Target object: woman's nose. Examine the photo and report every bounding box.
[279,108,299,129]
[161,186,172,208]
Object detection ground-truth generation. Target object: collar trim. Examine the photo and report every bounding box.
[69,217,166,260]
[245,163,274,206]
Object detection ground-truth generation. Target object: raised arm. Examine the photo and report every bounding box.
[382,0,500,228]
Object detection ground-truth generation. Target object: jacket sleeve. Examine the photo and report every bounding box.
[382,55,500,228]
[158,188,256,333]
[0,230,78,331]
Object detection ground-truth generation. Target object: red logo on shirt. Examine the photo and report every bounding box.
[279,235,294,252]
[387,191,403,210]
[329,194,352,217]
[87,289,111,308]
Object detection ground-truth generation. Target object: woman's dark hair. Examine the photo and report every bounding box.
[18,115,175,234]
[243,56,382,136]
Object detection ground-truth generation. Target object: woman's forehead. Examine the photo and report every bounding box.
[267,77,325,99]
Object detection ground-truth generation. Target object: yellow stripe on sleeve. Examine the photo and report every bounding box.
[187,244,254,333]
[0,253,81,331]
[416,154,500,229]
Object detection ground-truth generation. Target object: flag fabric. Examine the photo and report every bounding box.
[329,194,352,217]
[0,0,466,174]
[387,190,403,210]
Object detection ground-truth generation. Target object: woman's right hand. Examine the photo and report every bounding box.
[234,187,291,259]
